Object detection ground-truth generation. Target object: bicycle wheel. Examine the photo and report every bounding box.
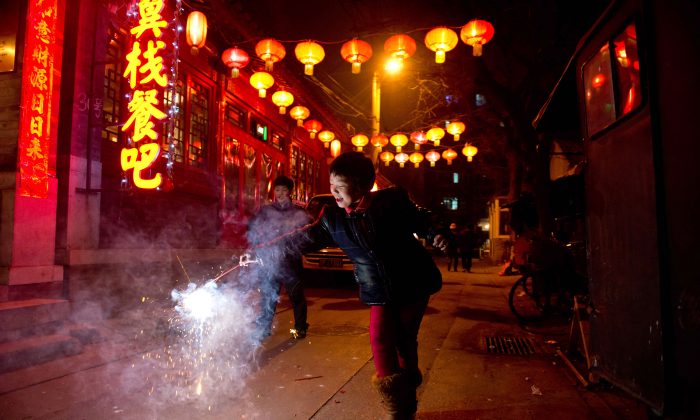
[509,273,547,322]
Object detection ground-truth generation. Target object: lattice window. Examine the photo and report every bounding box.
[225,103,245,127]
[101,30,123,144]
[188,80,209,168]
[163,78,185,162]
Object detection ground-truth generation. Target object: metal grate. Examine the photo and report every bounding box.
[484,335,536,355]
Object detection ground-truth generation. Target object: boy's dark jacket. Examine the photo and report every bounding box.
[309,186,442,305]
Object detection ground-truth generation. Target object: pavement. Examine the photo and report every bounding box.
[0,259,648,419]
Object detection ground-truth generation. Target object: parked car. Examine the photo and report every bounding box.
[302,194,354,271]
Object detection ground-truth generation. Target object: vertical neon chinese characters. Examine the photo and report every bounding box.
[18,0,59,198]
[121,0,170,189]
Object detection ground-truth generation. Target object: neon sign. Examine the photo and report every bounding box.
[17,0,58,198]
[121,0,172,190]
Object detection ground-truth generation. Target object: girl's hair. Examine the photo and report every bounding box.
[330,152,375,193]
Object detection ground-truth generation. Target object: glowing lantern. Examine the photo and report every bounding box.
[424,27,458,64]
[460,19,495,57]
[390,133,408,153]
[255,38,286,71]
[410,131,428,150]
[271,90,294,114]
[186,11,207,55]
[289,105,310,126]
[295,41,325,76]
[340,39,373,74]
[394,152,409,168]
[318,130,335,148]
[304,119,323,139]
[371,133,389,150]
[442,148,458,165]
[330,139,342,157]
[384,34,417,64]
[425,150,441,167]
[249,71,274,98]
[380,151,395,166]
[351,134,369,151]
[462,144,478,162]
[446,121,466,141]
[221,46,249,78]
[409,152,424,168]
[426,126,445,146]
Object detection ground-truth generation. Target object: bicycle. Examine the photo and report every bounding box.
[508,237,588,324]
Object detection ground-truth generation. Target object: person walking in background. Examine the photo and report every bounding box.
[458,225,476,272]
[307,152,442,419]
[445,223,459,272]
[247,176,311,340]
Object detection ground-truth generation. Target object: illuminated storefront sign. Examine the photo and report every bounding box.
[121,0,173,190]
[17,0,58,198]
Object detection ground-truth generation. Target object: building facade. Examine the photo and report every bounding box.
[0,0,349,305]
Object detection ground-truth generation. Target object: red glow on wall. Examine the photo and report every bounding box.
[592,73,606,88]
[17,0,59,198]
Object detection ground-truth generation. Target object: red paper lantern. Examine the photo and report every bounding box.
[340,39,373,74]
[304,119,323,139]
[255,38,286,71]
[384,34,417,62]
[425,150,441,167]
[424,27,458,63]
[221,47,249,78]
[460,19,495,57]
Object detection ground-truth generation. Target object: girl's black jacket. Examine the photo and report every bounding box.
[308,187,442,305]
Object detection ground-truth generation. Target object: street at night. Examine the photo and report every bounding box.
[1,0,699,418]
[0,261,645,419]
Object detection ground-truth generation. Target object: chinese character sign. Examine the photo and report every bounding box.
[121,0,175,190]
[17,0,58,198]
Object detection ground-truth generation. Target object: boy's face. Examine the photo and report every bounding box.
[274,185,291,204]
[330,174,362,209]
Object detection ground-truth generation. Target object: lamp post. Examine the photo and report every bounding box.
[371,70,381,163]
[370,59,402,163]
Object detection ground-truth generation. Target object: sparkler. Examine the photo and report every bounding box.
[144,252,264,406]
[147,210,325,407]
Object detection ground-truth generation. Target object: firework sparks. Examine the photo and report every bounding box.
[144,253,265,408]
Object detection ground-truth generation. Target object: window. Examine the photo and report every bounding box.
[583,21,642,136]
[102,31,124,144]
[453,172,459,184]
[270,132,284,151]
[163,78,185,161]
[188,80,210,168]
[250,117,268,142]
[442,197,458,210]
[225,104,245,127]
[498,208,511,236]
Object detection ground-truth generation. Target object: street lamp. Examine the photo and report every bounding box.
[371,59,404,163]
